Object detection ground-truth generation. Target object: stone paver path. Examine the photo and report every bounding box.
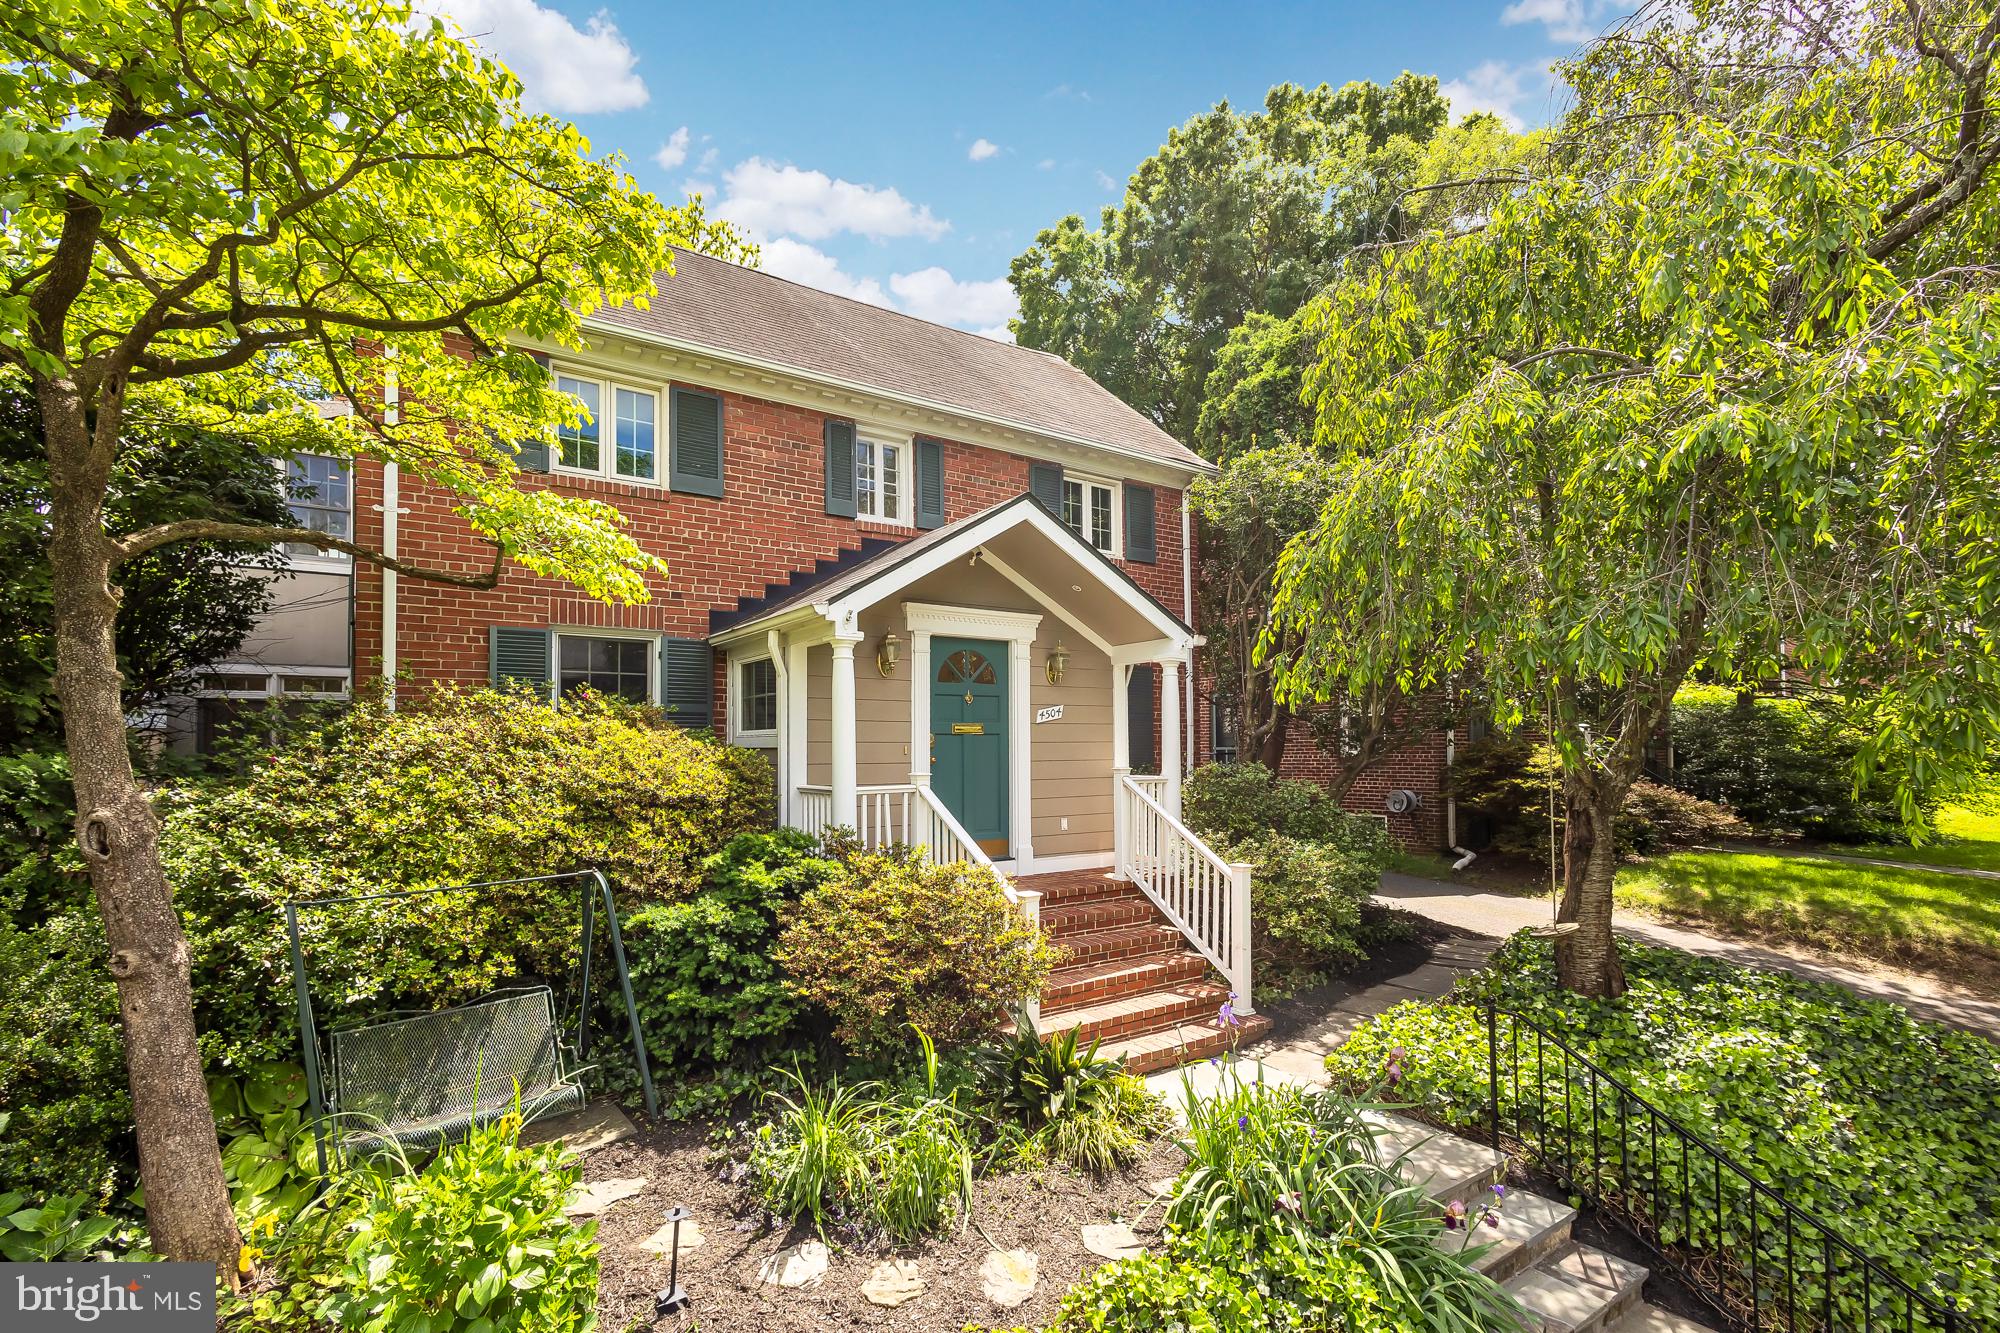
[1375,870,2000,1040]
[978,1249,1038,1308]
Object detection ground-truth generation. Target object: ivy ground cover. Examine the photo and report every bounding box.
[1326,935,2000,1324]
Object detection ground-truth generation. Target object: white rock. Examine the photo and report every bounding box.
[562,1176,646,1217]
[639,1217,705,1255]
[860,1258,925,1307]
[1147,1176,1179,1198]
[979,1249,1038,1308]
[757,1239,830,1289]
[1080,1222,1145,1260]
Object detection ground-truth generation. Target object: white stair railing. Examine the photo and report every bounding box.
[794,784,833,842]
[1117,773,1254,1015]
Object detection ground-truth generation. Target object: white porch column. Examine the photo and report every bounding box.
[1160,659,1183,818]
[830,634,861,830]
[1009,639,1034,867]
[908,629,932,786]
[1111,663,1131,874]
[785,638,809,816]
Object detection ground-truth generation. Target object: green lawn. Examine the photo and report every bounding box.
[1617,848,2000,978]
[1851,800,2000,872]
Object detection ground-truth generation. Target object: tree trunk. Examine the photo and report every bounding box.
[1554,782,1627,997]
[1257,703,1289,772]
[41,378,243,1279]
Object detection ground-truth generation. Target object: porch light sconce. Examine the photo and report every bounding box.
[1045,639,1069,685]
[876,630,902,677]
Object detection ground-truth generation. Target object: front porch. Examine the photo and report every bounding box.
[710,493,1257,1018]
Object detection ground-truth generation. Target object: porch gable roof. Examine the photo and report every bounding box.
[708,492,1191,650]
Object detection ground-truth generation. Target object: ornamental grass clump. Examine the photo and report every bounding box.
[972,1007,1170,1174]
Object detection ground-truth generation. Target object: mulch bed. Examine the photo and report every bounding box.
[587,1120,1186,1332]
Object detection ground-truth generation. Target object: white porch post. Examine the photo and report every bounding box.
[785,638,808,819]
[1009,639,1034,867]
[1111,662,1131,875]
[830,634,861,830]
[765,631,789,825]
[908,629,932,786]
[1160,658,1183,818]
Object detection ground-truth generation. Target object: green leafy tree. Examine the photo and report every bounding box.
[1268,0,2000,996]
[1010,75,1457,444]
[2,0,741,1269]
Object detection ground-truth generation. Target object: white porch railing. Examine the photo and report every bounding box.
[1117,773,1254,1014]
[1129,773,1169,806]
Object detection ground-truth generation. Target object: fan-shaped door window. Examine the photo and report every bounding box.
[937,648,998,685]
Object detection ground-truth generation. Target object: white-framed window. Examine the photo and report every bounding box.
[556,632,655,704]
[1060,475,1118,554]
[855,436,907,525]
[284,454,351,565]
[555,371,659,483]
[734,656,778,745]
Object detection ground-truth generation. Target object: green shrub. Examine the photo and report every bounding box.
[315,1114,597,1333]
[972,1008,1168,1173]
[620,829,833,1097]
[775,844,1057,1057]
[1451,735,1745,864]
[0,910,132,1203]
[1184,761,1352,843]
[156,685,771,1067]
[1668,684,1910,841]
[1326,934,2000,1322]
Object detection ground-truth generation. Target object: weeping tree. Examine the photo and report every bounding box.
[1267,0,2000,996]
[3,0,741,1271]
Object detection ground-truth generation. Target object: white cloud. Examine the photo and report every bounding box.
[1094,169,1118,192]
[1036,157,1056,171]
[427,0,647,114]
[757,238,891,307]
[713,157,950,243]
[1500,0,1610,44]
[697,145,719,171]
[1045,83,1092,102]
[888,267,1018,330]
[653,125,691,170]
[1441,60,1540,130]
[968,137,1002,162]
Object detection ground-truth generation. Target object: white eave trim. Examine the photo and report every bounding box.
[568,319,1216,484]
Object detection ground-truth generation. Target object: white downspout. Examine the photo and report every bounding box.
[379,355,399,710]
[1180,493,1195,771]
[1445,695,1477,870]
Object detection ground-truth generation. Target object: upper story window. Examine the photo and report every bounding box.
[557,633,652,704]
[1060,476,1117,554]
[556,373,658,483]
[855,437,905,525]
[735,657,778,742]
[285,454,350,563]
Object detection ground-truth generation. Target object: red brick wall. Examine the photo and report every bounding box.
[353,380,1191,726]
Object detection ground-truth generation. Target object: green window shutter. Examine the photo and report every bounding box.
[669,386,725,497]
[915,437,946,530]
[1123,483,1157,563]
[1127,664,1157,772]
[660,636,714,729]
[517,352,552,473]
[824,418,857,517]
[1028,461,1064,516]
[490,626,552,696]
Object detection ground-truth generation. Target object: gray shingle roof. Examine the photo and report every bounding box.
[585,247,1208,473]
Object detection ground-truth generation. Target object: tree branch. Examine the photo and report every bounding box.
[113,521,505,588]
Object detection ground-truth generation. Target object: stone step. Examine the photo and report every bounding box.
[1432,1187,1576,1283]
[1039,896,1162,938]
[1096,1013,1274,1075]
[1050,922,1188,966]
[1507,1243,1650,1333]
[1368,1112,1507,1204]
[1041,951,1210,1013]
[1037,981,1231,1047]
[1607,1304,1716,1333]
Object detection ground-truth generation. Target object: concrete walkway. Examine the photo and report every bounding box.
[1376,870,2000,1041]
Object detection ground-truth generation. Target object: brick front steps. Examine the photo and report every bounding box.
[1018,869,1270,1075]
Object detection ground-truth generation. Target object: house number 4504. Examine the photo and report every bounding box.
[1035,704,1064,724]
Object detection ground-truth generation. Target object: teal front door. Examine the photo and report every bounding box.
[930,638,1009,855]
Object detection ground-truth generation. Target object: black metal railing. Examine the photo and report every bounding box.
[1481,1001,1971,1333]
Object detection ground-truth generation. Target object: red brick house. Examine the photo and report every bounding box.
[346,249,1302,1059]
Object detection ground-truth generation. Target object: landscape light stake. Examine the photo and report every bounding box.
[653,1206,693,1317]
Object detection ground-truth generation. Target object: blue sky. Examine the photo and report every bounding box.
[437,0,1623,336]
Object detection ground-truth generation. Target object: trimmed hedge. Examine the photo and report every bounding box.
[1326,935,2000,1323]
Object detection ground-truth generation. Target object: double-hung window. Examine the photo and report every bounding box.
[734,657,778,745]
[1060,476,1117,553]
[284,454,351,562]
[855,437,905,524]
[556,633,653,703]
[556,372,658,483]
